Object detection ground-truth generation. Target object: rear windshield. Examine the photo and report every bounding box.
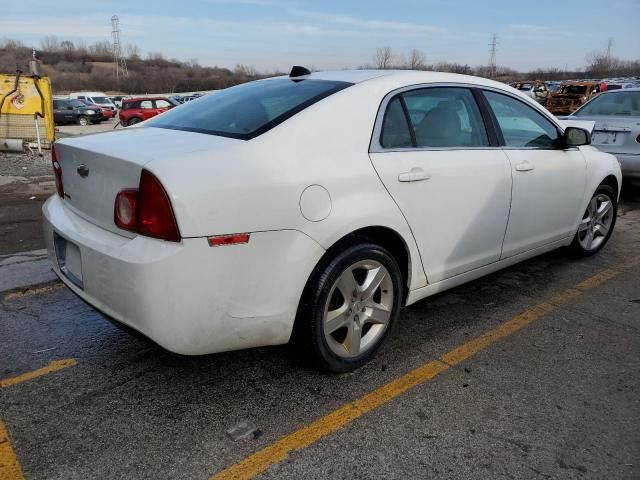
[560,85,588,95]
[575,91,640,116]
[145,78,352,139]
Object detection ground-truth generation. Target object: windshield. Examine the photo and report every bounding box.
[91,96,111,104]
[559,85,588,95]
[146,78,352,139]
[575,91,640,116]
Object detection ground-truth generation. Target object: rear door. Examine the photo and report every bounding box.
[369,86,512,283]
[139,100,156,120]
[481,90,586,258]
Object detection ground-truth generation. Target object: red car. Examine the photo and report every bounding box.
[79,100,112,121]
[119,97,178,126]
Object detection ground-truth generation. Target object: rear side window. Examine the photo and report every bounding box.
[380,97,412,148]
[140,100,154,109]
[146,78,352,140]
[380,87,489,149]
[484,91,559,148]
[155,99,172,108]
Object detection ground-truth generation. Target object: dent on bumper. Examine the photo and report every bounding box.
[42,195,325,355]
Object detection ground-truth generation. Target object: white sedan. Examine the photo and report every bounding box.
[43,68,621,372]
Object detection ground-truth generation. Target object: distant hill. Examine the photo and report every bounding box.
[0,39,266,94]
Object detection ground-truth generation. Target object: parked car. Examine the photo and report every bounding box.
[118,97,179,126]
[78,100,113,120]
[109,96,125,109]
[52,98,101,126]
[69,92,117,113]
[510,80,549,105]
[44,69,621,372]
[561,88,640,185]
[546,81,601,115]
[546,81,563,93]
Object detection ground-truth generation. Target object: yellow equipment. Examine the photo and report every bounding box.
[0,70,55,151]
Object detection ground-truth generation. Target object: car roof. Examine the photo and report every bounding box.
[275,69,511,91]
[123,97,168,102]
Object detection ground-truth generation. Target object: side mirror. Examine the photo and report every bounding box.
[564,127,590,147]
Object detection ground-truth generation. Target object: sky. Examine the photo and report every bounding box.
[2,0,639,72]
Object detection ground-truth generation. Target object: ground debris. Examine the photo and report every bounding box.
[226,420,259,441]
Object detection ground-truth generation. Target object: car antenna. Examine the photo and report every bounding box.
[289,66,311,78]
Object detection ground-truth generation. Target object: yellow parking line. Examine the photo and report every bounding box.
[0,359,77,388]
[211,266,624,480]
[0,419,24,480]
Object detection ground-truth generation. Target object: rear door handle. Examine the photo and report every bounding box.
[515,161,534,172]
[398,167,431,182]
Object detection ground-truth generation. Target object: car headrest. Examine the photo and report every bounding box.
[416,105,461,146]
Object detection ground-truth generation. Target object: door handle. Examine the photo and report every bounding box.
[398,167,431,182]
[515,161,534,172]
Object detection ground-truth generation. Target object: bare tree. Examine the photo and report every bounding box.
[373,47,394,69]
[40,35,60,52]
[406,48,426,70]
[125,44,141,61]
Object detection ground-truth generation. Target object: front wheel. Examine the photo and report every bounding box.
[128,117,142,126]
[77,115,89,126]
[294,243,402,372]
[569,185,617,256]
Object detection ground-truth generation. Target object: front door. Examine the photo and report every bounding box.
[482,90,586,258]
[369,86,512,283]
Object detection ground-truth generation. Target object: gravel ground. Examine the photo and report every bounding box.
[0,151,53,180]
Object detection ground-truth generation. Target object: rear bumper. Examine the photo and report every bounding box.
[614,153,640,179]
[42,195,325,355]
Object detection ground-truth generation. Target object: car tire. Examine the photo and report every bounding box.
[77,115,89,126]
[128,118,142,126]
[569,184,617,256]
[293,242,402,373]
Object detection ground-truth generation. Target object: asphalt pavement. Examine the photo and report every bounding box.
[0,188,639,480]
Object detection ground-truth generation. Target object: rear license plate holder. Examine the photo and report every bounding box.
[54,232,84,289]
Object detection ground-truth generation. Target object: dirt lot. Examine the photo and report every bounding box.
[0,119,120,255]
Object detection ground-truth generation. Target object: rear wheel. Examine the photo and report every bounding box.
[128,117,142,126]
[77,115,89,126]
[569,185,616,256]
[294,243,402,372]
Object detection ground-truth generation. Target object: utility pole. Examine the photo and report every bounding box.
[605,38,613,60]
[488,33,498,79]
[111,15,128,80]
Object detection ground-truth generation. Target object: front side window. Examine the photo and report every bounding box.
[147,78,352,140]
[484,91,559,148]
[574,91,640,117]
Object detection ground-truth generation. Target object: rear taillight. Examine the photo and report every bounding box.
[113,169,181,242]
[51,145,64,197]
[114,189,138,231]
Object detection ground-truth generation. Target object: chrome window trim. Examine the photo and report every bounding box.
[369,82,566,154]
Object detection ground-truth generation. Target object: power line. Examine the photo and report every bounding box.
[605,38,613,60]
[488,33,497,79]
[111,15,128,80]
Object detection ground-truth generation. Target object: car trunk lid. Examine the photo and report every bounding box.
[55,127,240,236]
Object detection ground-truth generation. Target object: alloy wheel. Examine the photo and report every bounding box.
[577,193,614,251]
[323,260,394,358]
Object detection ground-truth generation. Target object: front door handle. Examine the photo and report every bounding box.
[398,167,431,182]
[515,161,534,172]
